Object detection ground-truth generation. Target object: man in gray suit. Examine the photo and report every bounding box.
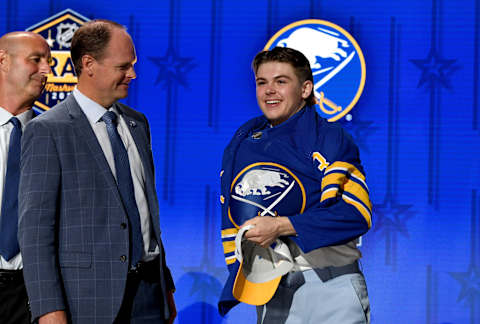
[0,31,51,324]
[19,20,176,324]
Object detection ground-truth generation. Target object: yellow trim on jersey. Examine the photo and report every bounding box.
[225,256,236,265]
[228,208,241,229]
[223,241,236,254]
[326,161,366,181]
[344,180,372,211]
[320,187,338,202]
[320,176,371,212]
[321,172,345,191]
[323,162,368,192]
[222,228,238,240]
[320,161,371,226]
[221,228,239,238]
[312,152,330,172]
[342,195,372,228]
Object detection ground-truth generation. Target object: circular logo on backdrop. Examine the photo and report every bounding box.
[265,19,366,122]
[26,9,90,113]
[228,163,306,228]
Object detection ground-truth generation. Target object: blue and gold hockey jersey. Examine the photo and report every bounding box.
[218,106,372,315]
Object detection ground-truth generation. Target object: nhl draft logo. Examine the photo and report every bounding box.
[26,9,89,113]
[265,19,366,122]
[228,163,306,227]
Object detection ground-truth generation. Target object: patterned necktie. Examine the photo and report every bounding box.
[102,111,144,267]
[0,117,22,261]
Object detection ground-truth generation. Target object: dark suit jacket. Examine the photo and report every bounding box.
[18,95,174,323]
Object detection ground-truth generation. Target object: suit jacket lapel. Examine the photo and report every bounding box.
[64,95,123,202]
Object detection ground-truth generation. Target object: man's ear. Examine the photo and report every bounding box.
[302,80,313,99]
[0,50,9,72]
[81,54,96,77]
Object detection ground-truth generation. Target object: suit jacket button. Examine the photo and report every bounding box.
[120,255,127,262]
[120,223,127,229]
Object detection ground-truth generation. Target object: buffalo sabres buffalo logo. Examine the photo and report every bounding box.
[228,163,306,227]
[265,19,366,122]
[26,9,89,113]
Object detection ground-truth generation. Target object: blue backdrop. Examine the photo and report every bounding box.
[1,0,479,323]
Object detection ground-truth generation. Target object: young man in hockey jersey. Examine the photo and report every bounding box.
[219,47,371,323]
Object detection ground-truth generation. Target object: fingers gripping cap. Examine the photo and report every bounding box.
[232,225,294,305]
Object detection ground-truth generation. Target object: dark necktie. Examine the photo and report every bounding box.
[102,111,144,267]
[0,117,22,261]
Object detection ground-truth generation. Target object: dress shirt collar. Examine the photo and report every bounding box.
[0,106,34,127]
[72,88,120,124]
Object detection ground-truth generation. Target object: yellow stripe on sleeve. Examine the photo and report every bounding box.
[342,194,372,228]
[321,172,346,191]
[221,228,238,238]
[325,161,366,180]
[320,187,338,202]
[344,180,372,211]
[222,240,236,254]
[225,256,236,265]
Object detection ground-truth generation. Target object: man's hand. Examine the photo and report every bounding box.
[242,216,296,247]
[38,310,68,324]
[167,290,176,324]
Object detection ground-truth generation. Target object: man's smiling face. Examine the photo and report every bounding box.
[255,61,312,126]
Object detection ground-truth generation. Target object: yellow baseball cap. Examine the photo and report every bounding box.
[233,225,294,305]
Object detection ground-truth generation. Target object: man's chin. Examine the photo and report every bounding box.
[267,115,289,126]
[264,112,281,124]
[116,89,129,99]
[27,87,45,100]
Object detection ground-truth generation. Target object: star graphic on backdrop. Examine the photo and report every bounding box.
[148,46,196,88]
[45,35,55,47]
[182,271,223,299]
[183,255,226,297]
[450,265,480,304]
[339,118,378,153]
[373,199,414,239]
[183,194,225,298]
[410,49,457,89]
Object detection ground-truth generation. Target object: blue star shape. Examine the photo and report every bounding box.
[183,255,226,295]
[339,119,378,153]
[410,49,457,90]
[373,199,414,239]
[180,271,223,300]
[183,228,226,298]
[450,265,480,304]
[148,46,196,88]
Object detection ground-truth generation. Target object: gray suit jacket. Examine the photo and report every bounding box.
[18,95,174,323]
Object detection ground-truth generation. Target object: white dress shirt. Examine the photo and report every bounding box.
[72,89,159,261]
[0,107,34,270]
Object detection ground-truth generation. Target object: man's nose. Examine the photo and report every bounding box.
[40,59,52,75]
[265,86,276,95]
[127,66,136,79]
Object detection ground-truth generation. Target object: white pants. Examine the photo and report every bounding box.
[258,270,370,324]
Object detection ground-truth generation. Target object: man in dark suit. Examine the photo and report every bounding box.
[0,31,51,324]
[18,20,176,324]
